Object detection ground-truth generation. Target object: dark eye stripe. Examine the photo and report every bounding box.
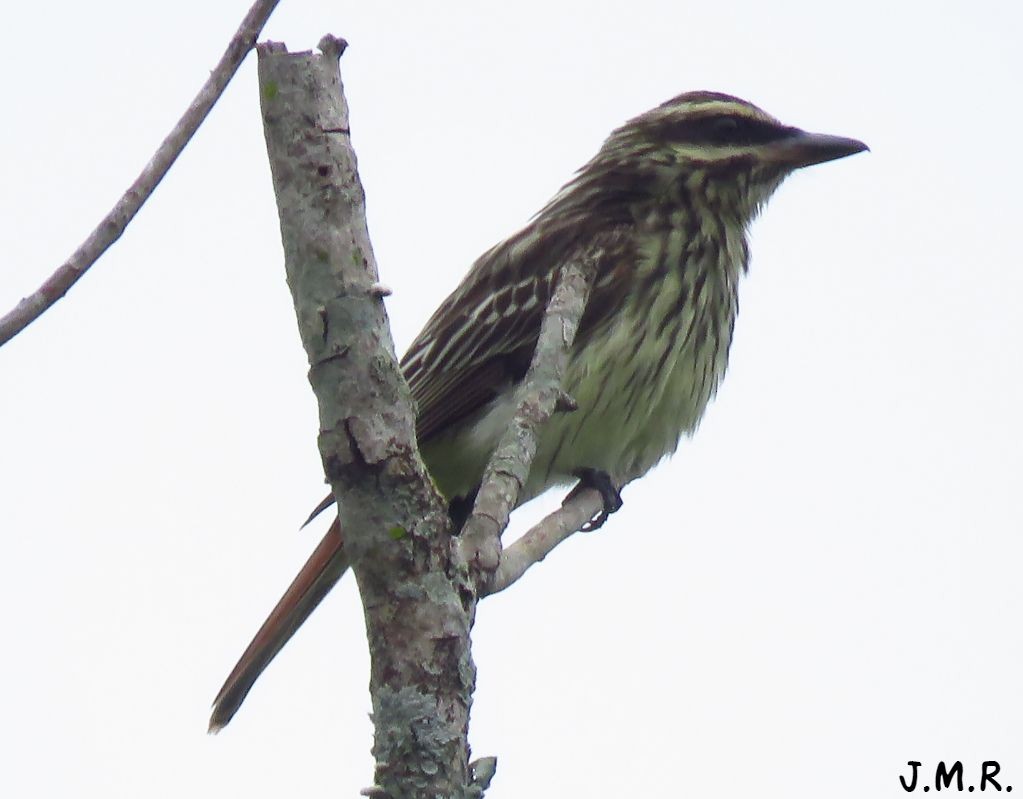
[660,115,795,147]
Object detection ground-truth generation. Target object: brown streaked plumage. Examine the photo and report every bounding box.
[210,91,867,731]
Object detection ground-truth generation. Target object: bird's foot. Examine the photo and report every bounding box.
[566,468,622,531]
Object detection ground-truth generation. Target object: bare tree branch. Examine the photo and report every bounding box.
[256,37,478,798]
[483,486,618,597]
[457,248,601,587]
[0,0,282,347]
[256,29,606,797]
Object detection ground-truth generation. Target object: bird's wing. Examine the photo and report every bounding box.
[402,223,629,443]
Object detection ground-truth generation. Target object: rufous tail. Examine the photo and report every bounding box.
[209,518,349,732]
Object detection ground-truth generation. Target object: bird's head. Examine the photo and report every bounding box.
[588,91,868,224]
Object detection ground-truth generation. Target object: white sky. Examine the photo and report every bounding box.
[2,1,1021,797]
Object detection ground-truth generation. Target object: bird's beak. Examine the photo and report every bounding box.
[768,130,869,169]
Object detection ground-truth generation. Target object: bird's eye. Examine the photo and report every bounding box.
[660,114,788,147]
[708,117,741,143]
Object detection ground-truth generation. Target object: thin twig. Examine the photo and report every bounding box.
[483,483,633,597]
[0,0,282,347]
[457,246,601,586]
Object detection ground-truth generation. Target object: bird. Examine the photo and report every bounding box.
[209,90,867,731]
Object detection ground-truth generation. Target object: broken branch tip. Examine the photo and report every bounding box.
[318,34,349,59]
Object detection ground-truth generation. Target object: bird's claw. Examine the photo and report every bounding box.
[568,468,622,531]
